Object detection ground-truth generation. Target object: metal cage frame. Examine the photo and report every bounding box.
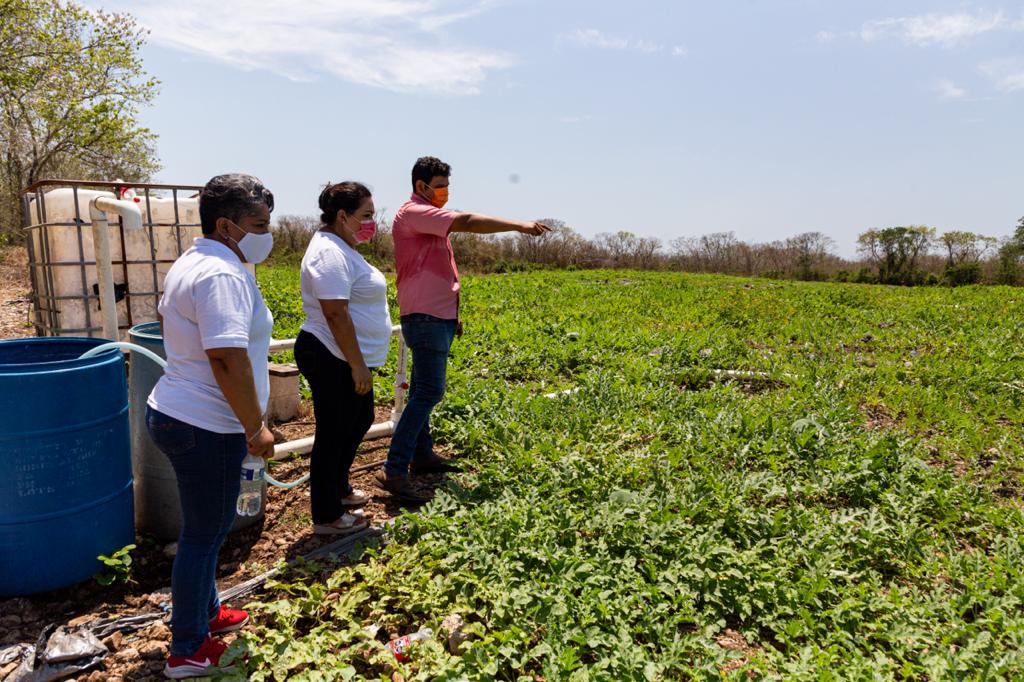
[21,179,204,337]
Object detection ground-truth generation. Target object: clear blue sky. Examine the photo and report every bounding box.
[86,1,1024,255]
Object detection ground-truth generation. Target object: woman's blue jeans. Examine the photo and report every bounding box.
[145,406,245,656]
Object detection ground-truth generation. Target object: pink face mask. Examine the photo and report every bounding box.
[354,219,376,243]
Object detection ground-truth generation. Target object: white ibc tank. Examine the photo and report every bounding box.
[27,187,202,338]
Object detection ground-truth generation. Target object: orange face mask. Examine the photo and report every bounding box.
[428,186,449,209]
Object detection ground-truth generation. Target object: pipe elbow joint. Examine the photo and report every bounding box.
[91,196,144,231]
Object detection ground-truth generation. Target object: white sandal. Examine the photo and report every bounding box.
[341,488,369,509]
[313,512,369,536]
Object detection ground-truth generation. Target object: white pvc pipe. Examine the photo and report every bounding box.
[80,331,409,488]
[89,211,117,341]
[82,336,409,462]
[89,197,143,340]
[679,367,796,381]
[543,388,579,399]
[272,419,397,459]
[270,324,408,460]
[80,329,407,462]
[267,338,295,353]
[392,330,409,415]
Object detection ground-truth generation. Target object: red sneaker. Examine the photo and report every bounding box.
[163,635,228,679]
[208,604,249,634]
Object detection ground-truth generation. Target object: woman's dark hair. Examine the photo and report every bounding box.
[319,181,372,225]
[199,174,274,235]
[411,156,451,190]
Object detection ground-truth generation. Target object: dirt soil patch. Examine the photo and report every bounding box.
[716,627,762,677]
[0,245,33,340]
[859,401,902,431]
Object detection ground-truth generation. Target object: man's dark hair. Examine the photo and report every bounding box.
[411,156,451,190]
[199,174,275,235]
[319,181,372,225]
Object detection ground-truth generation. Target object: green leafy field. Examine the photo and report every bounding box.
[232,268,1024,680]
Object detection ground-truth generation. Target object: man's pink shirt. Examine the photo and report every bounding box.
[392,194,460,319]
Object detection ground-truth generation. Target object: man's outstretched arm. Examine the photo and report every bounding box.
[450,213,551,236]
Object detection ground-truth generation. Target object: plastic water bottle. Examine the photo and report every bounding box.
[387,628,433,661]
[237,454,265,516]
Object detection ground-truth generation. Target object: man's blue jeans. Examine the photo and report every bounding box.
[386,313,457,476]
[145,406,244,656]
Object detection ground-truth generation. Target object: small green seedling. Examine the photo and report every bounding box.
[95,543,137,586]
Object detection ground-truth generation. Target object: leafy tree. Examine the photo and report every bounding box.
[857,226,934,285]
[937,230,996,285]
[996,216,1024,284]
[0,0,159,241]
[268,214,320,261]
[939,230,997,266]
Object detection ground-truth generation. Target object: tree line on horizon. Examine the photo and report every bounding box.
[269,214,1024,287]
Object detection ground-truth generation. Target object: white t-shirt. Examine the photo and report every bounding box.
[299,231,391,367]
[148,238,273,434]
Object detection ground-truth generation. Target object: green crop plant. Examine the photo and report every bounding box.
[228,268,1023,680]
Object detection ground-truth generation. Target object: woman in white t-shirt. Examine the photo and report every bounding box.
[145,174,276,679]
[294,181,391,535]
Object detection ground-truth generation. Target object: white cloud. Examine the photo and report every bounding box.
[980,58,1024,92]
[861,10,1011,47]
[815,30,836,44]
[85,0,514,95]
[999,71,1024,90]
[632,40,663,54]
[563,28,685,57]
[935,78,967,99]
[559,115,592,124]
[565,28,627,50]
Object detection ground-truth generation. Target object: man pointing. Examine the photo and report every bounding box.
[376,156,550,501]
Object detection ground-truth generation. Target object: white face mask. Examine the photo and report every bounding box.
[227,222,274,263]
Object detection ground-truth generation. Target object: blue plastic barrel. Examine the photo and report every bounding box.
[0,337,135,596]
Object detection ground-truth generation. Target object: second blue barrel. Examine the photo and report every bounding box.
[0,337,134,596]
[129,322,264,540]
